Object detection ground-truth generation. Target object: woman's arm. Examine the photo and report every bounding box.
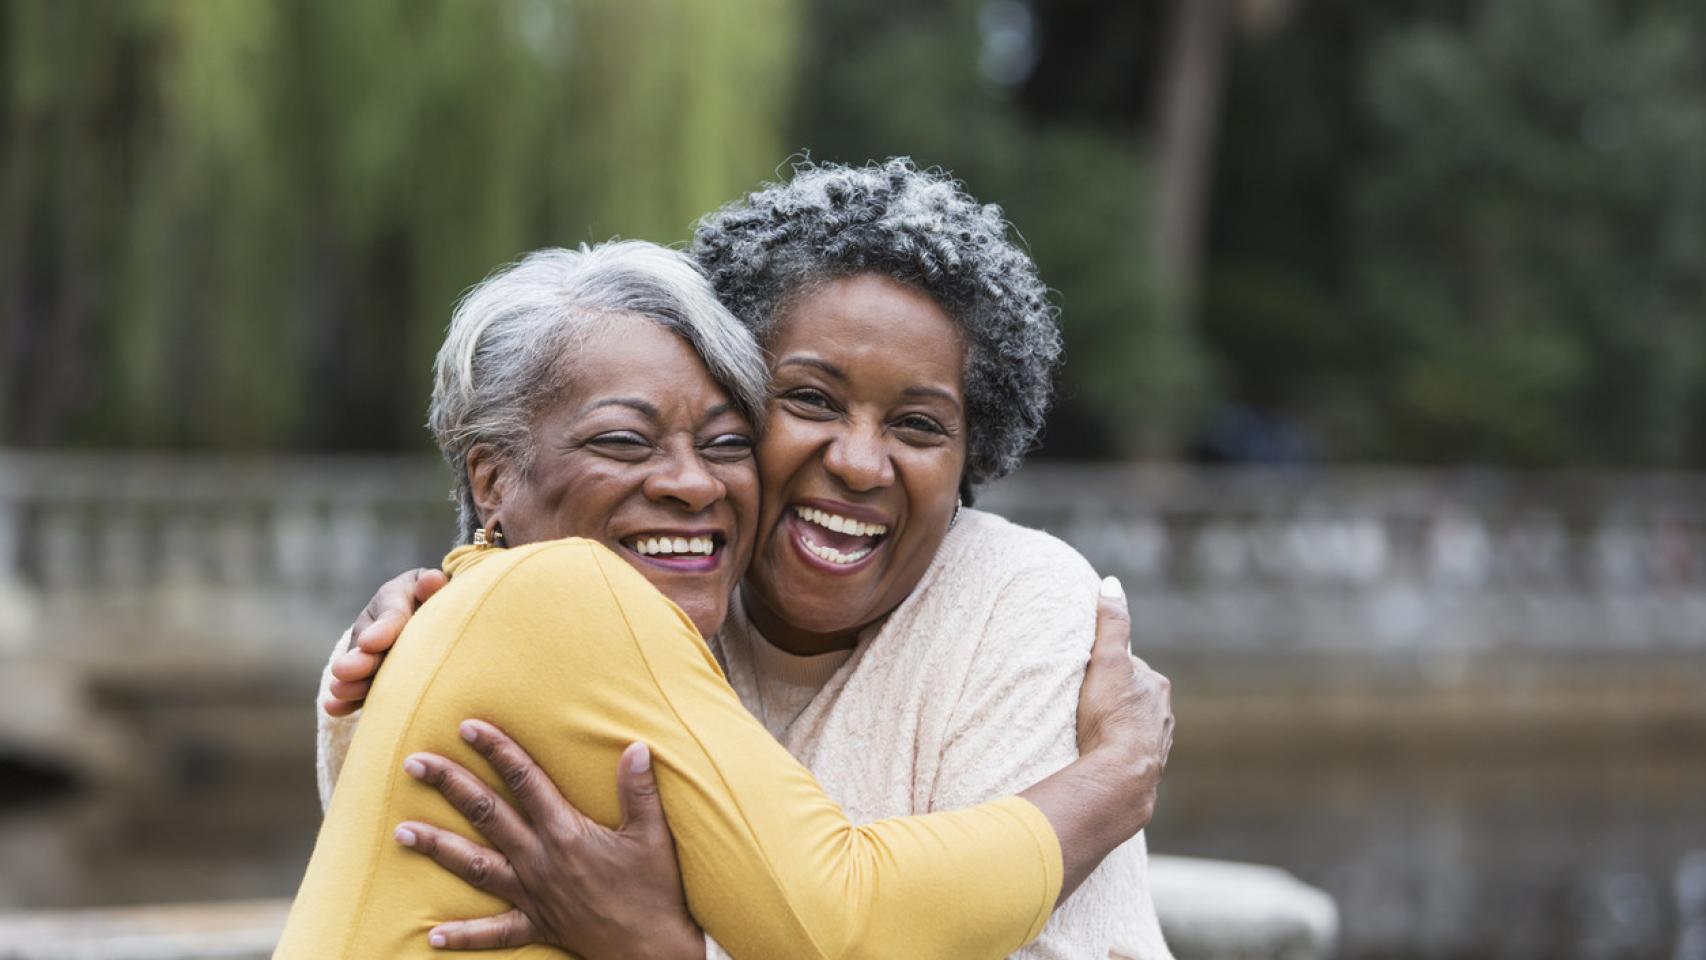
[1017,577,1171,906]
[306,556,1169,958]
[393,583,1169,956]
[934,556,1175,959]
[278,540,1064,960]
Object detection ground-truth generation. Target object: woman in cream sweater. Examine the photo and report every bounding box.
[320,162,1176,958]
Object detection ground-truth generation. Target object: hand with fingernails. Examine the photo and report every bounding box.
[1080,576,1173,832]
[393,720,702,957]
[323,568,447,718]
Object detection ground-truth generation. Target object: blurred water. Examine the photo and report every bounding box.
[1152,745,1706,960]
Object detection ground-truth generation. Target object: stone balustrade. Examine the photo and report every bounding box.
[2,452,1702,664]
[976,463,1706,652]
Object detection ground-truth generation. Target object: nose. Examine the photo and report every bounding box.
[643,448,726,513]
[821,422,895,493]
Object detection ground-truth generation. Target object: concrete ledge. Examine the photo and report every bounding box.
[0,899,286,960]
[1151,854,1339,960]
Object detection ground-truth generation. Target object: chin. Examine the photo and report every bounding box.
[764,587,871,637]
[680,600,727,639]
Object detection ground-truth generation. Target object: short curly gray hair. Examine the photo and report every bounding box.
[690,158,1060,502]
[429,241,769,543]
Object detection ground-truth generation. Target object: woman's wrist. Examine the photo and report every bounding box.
[1021,744,1154,904]
[652,917,705,960]
[1080,738,1160,839]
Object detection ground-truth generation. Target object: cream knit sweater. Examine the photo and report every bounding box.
[318,509,1171,959]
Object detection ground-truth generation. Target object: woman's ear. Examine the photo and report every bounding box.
[467,444,508,526]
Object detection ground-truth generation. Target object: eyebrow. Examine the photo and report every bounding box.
[778,356,961,408]
[901,385,961,407]
[581,397,659,418]
[582,397,743,423]
[776,356,847,381]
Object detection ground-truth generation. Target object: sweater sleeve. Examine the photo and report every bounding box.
[315,627,360,812]
[933,544,1174,960]
[276,539,1062,960]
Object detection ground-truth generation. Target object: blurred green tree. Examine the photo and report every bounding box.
[4,0,1701,467]
[1202,0,1705,466]
[1352,0,1706,464]
[0,0,799,450]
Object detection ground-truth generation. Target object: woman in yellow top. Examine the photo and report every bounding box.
[275,241,1166,958]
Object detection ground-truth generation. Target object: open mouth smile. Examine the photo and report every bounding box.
[786,504,889,572]
[622,531,726,573]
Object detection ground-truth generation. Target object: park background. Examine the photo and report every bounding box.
[1,1,1703,958]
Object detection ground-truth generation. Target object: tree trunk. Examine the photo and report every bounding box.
[1135,0,1232,457]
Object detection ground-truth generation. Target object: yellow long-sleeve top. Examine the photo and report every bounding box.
[275,538,1062,959]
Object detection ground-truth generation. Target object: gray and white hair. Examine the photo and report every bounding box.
[691,158,1061,505]
[428,240,770,543]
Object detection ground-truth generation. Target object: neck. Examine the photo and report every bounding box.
[740,585,869,657]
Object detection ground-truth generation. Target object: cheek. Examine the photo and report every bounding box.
[721,464,761,534]
[906,443,966,501]
[756,418,816,487]
[542,465,627,538]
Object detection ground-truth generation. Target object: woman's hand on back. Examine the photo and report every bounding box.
[1075,576,1173,832]
[392,720,703,958]
[1017,574,1175,903]
[321,567,447,717]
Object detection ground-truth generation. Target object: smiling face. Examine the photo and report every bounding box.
[742,273,969,654]
[470,313,759,637]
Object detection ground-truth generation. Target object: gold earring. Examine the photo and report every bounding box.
[474,520,505,549]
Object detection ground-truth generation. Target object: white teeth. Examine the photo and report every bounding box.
[792,506,888,538]
[628,536,718,558]
[799,534,873,566]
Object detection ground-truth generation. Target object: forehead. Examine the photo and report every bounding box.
[559,313,728,410]
[772,274,966,387]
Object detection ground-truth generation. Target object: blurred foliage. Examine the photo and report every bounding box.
[1354,0,1706,464]
[0,0,797,449]
[1,0,1702,466]
[1204,0,1706,466]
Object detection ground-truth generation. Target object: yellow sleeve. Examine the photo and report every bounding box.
[275,539,1061,960]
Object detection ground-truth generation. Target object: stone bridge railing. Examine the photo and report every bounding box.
[0,452,451,668]
[978,464,1706,653]
[2,452,1703,665]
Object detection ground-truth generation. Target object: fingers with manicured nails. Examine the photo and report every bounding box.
[459,719,577,833]
[1093,575,1132,663]
[402,751,533,851]
[427,910,541,951]
[616,742,666,838]
[393,821,522,901]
